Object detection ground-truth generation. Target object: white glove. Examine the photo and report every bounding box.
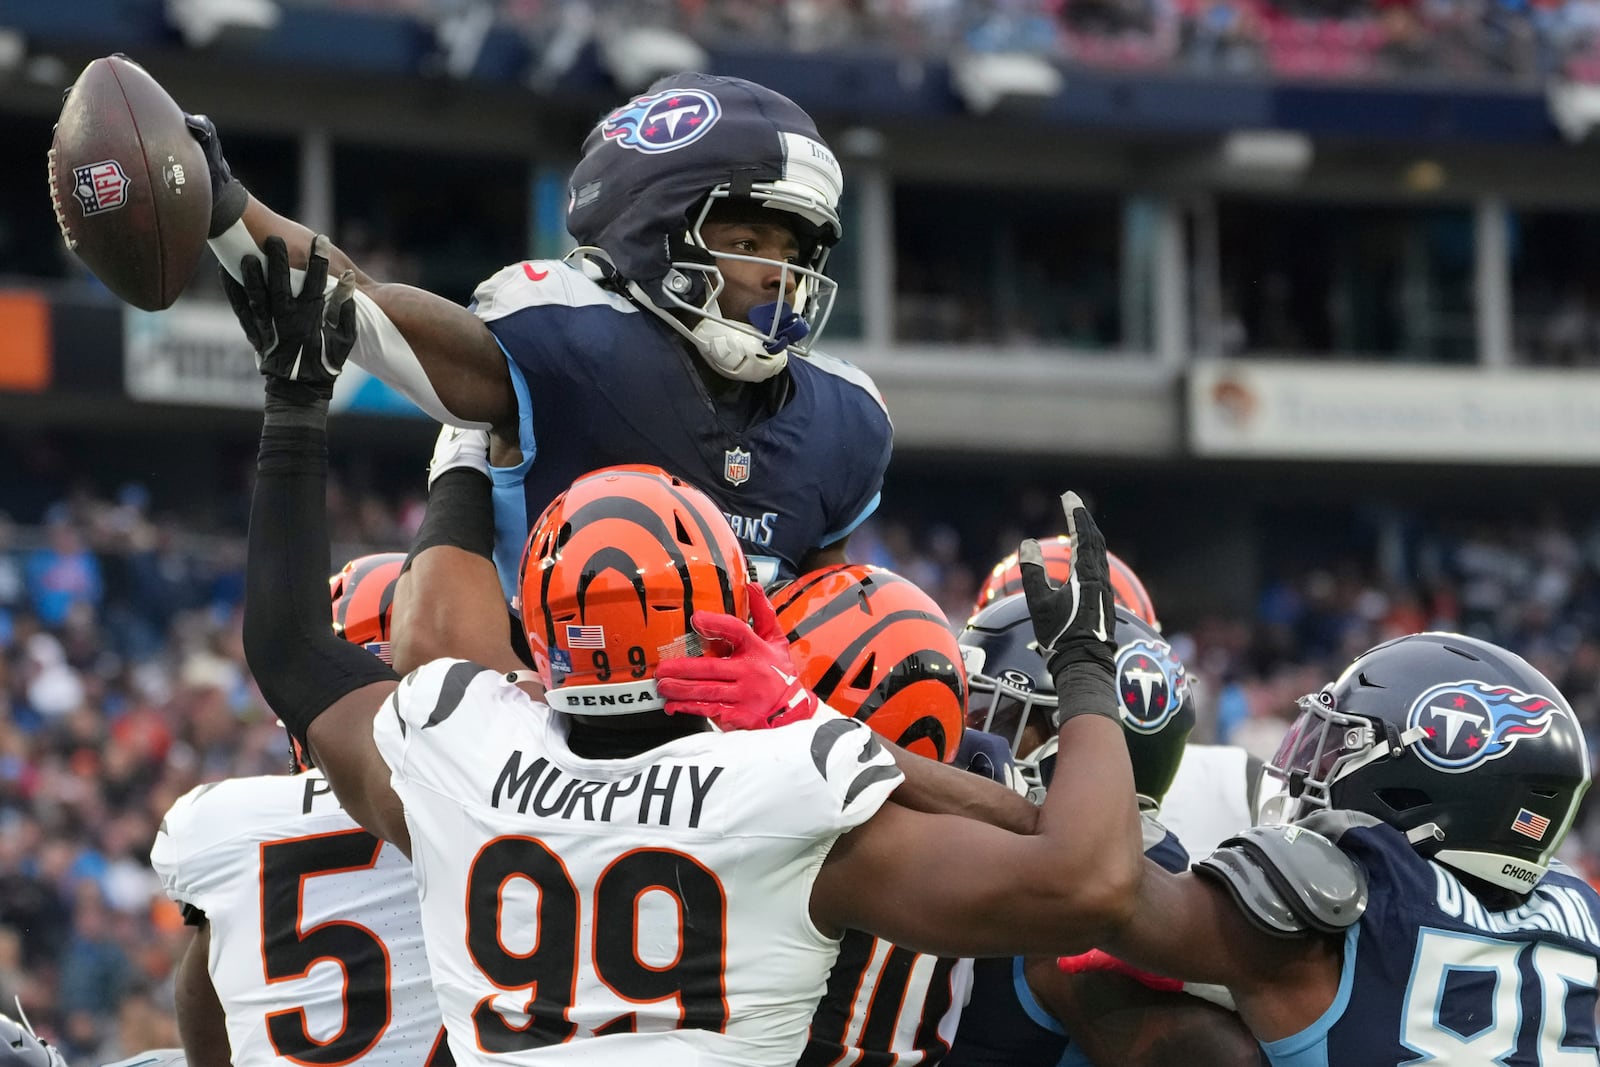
[428,424,491,488]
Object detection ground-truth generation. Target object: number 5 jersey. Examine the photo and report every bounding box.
[151,772,449,1067]
[371,658,904,1067]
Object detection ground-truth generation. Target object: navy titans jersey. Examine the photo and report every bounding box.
[470,261,893,597]
[943,816,1190,1067]
[1262,822,1600,1067]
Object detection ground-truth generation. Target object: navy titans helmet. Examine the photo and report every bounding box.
[1266,631,1592,894]
[960,594,1196,804]
[565,73,844,382]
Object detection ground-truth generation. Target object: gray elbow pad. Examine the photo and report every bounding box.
[1193,822,1369,937]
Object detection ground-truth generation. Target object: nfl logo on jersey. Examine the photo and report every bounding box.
[724,447,752,485]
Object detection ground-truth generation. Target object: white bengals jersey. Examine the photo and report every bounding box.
[371,658,903,1067]
[151,774,448,1067]
[800,936,973,1067]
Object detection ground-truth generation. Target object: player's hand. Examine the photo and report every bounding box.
[225,235,356,396]
[655,582,819,730]
[183,112,248,237]
[428,424,490,487]
[1057,949,1183,992]
[1019,491,1117,722]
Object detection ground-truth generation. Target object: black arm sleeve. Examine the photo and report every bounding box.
[242,385,398,747]
[401,466,496,569]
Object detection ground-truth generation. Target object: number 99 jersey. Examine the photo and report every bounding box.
[151,773,447,1067]
[371,658,904,1067]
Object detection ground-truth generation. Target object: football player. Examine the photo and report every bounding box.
[948,594,1260,1066]
[195,72,889,592]
[151,553,450,1067]
[1098,630,1600,1063]
[771,563,977,1066]
[227,239,1148,1066]
[975,542,1264,854]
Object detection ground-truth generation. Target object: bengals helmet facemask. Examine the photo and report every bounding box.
[770,564,965,763]
[518,465,753,715]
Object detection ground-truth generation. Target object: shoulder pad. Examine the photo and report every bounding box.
[1194,823,1368,938]
[1295,808,1383,843]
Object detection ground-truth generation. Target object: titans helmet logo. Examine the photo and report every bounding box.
[600,89,722,154]
[1405,680,1565,773]
[1116,638,1188,734]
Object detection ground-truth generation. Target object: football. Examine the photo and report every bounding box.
[48,55,211,311]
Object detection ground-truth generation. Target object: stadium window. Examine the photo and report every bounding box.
[823,191,864,342]
[892,184,1129,349]
[1508,210,1600,367]
[1214,198,1476,363]
[332,144,529,306]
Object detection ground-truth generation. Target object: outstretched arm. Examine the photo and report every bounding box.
[1102,862,1343,1042]
[391,427,526,677]
[883,740,1038,834]
[809,494,1144,957]
[236,237,407,852]
[189,115,515,429]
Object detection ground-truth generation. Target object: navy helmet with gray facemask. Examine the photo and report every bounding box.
[1264,631,1592,895]
[960,593,1196,805]
[565,72,844,383]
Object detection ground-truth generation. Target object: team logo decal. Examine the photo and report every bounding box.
[73,160,130,215]
[1405,680,1564,773]
[997,667,1036,692]
[1116,638,1187,734]
[601,89,721,154]
[724,447,751,486]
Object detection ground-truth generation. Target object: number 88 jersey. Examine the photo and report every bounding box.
[151,773,448,1067]
[372,658,904,1067]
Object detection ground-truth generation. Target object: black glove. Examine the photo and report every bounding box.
[223,235,357,401]
[1018,491,1118,726]
[184,112,248,238]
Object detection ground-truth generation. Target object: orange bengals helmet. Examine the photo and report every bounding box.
[519,465,752,715]
[329,552,406,666]
[771,564,965,763]
[972,539,1159,630]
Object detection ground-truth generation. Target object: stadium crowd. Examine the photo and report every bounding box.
[318,0,1600,84]
[1,472,1598,1057]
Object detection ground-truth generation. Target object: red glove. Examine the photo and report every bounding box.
[655,582,820,730]
[1057,949,1182,992]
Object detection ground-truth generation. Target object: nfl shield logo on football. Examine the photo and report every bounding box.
[724,447,751,486]
[73,160,130,215]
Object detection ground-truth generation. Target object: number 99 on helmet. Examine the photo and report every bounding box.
[518,465,753,715]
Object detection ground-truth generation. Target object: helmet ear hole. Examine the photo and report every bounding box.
[850,654,877,691]
[1376,787,1431,814]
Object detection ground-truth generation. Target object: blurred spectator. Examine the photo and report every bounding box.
[24,517,102,630]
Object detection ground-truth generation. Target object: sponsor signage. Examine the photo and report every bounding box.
[123,301,423,416]
[1190,359,1600,464]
